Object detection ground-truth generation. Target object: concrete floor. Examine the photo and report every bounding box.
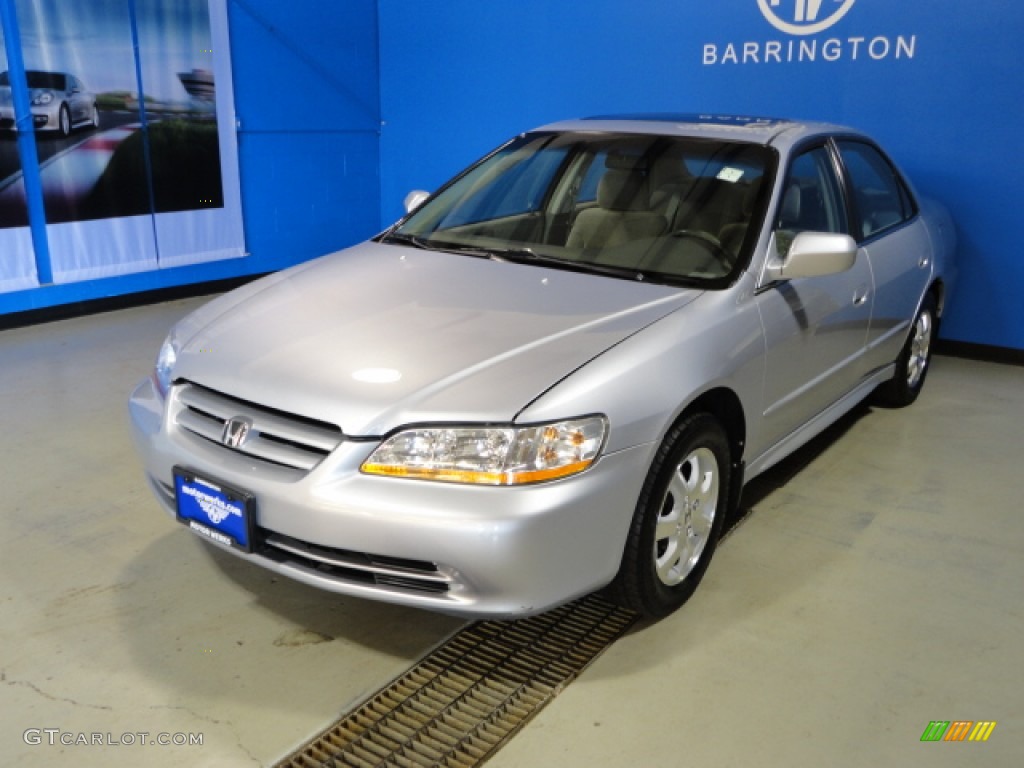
[1,297,1021,767]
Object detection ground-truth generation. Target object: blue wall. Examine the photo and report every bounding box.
[229,0,380,259]
[0,0,381,315]
[4,0,1022,351]
[378,0,1024,350]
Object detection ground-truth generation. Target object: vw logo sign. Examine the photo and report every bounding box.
[757,0,857,36]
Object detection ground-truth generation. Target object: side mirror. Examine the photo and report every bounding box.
[403,190,430,214]
[765,231,857,281]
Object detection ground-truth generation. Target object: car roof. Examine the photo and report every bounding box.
[534,113,862,149]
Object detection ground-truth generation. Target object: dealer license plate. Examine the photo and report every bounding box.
[174,468,255,552]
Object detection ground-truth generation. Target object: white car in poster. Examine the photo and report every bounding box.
[0,69,99,137]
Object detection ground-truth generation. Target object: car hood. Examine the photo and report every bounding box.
[173,241,700,435]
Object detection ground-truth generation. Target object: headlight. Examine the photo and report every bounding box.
[361,417,608,485]
[154,334,180,396]
[32,91,54,105]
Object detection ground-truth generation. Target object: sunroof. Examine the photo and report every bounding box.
[584,113,785,127]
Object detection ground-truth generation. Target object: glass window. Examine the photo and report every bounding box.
[576,152,607,203]
[775,145,846,254]
[439,142,568,228]
[25,71,66,90]
[836,141,915,239]
[778,146,846,234]
[388,132,775,287]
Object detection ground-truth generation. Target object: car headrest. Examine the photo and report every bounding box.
[605,151,648,171]
[597,169,648,211]
[779,183,801,228]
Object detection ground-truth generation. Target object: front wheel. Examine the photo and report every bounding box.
[58,104,71,137]
[607,413,731,618]
[873,293,937,407]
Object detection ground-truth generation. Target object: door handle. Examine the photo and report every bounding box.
[853,286,870,306]
[918,255,930,268]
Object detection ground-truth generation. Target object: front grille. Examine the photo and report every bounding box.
[261,532,452,595]
[174,381,344,472]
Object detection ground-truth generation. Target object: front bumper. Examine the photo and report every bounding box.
[0,106,54,130]
[129,377,654,617]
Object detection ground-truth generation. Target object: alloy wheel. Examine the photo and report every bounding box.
[653,446,719,586]
[907,310,932,389]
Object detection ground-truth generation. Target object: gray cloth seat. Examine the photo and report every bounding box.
[649,154,697,230]
[778,179,827,232]
[718,177,764,256]
[566,169,666,249]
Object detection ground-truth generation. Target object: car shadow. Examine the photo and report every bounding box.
[201,541,465,655]
[723,399,873,538]
[602,399,877,665]
[114,528,464,708]
[116,400,873,702]
[191,400,872,639]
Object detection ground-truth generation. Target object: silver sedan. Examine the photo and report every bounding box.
[0,70,98,136]
[129,115,955,618]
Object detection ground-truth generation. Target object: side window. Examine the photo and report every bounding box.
[776,145,847,253]
[836,141,915,239]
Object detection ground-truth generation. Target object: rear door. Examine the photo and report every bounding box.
[834,140,931,374]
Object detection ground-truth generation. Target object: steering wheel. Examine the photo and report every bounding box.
[670,229,732,270]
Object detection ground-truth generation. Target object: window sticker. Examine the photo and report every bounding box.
[717,167,745,183]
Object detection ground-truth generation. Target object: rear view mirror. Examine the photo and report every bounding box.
[403,190,430,214]
[766,231,857,281]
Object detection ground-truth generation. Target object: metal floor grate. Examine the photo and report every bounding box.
[275,594,638,768]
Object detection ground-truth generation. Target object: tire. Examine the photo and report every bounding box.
[873,293,937,408]
[90,105,100,129]
[607,413,731,618]
[58,104,71,137]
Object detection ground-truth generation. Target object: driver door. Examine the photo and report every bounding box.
[755,143,874,449]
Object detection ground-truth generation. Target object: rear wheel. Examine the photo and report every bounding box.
[873,293,937,407]
[608,413,730,618]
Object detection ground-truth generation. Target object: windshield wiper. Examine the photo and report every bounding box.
[485,246,541,263]
[379,232,439,251]
[488,247,656,281]
[381,233,494,259]
[383,237,696,286]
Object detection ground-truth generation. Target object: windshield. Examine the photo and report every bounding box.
[384,131,776,286]
[25,71,67,90]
